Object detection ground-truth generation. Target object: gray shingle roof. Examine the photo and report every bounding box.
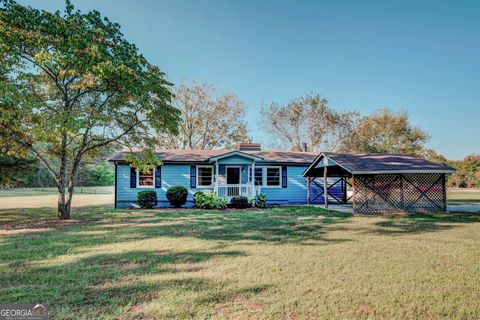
[109,149,318,164]
[305,152,455,175]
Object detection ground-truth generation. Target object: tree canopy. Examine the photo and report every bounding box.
[340,109,429,156]
[157,80,251,150]
[260,94,359,152]
[0,0,180,218]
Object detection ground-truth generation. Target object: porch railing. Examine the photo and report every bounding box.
[216,184,260,200]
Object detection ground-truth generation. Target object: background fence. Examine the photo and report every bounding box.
[0,186,114,197]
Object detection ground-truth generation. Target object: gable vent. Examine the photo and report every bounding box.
[238,143,262,151]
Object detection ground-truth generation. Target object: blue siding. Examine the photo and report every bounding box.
[259,166,307,204]
[116,164,213,208]
[115,163,342,208]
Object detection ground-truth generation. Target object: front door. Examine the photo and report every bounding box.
[226,167,241,185]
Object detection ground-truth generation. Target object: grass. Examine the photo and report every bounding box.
[0,194,114,209]
[0,206,479,319]
[447,189,480,204]
[0,186,113,197]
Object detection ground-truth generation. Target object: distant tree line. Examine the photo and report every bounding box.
[0,156,114,188]
[446,155,480,188]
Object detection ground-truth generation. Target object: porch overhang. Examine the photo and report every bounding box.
[208,150,263,162]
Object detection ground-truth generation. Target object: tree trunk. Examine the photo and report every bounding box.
[64,182,76,220]
[61,158,81,220]
[57,189,70,220]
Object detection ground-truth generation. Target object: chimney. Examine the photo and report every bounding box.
[238,143,262,151]
[302,143,308,152]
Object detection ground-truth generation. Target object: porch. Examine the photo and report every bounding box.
[216,184,261,200]
[208,151,264,201]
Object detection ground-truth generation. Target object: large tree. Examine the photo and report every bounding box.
[157,80,251,149]
[260,94,359,151]
[0,0,180,219]
[340,109,429,156]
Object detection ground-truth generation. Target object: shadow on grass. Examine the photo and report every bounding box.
[369,212,480,235]
[0,205,117,227]
[0,247,262,319]
[1,206,354,244]
[88,206,355,245]
[0,206,354,271]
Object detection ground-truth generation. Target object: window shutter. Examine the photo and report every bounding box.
[190,165,196,188]
[282,166,287,188]
[130,166,137,188]
[155,166,162,188]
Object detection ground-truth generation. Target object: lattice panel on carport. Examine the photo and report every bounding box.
[354,173,446,214]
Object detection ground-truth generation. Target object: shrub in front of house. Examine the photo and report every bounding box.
[166,185,188,207]
[230,196,251,209]
[255,192,267,208]
[137,190,158,209]
[194,192,227,210]
[193,191,204,204]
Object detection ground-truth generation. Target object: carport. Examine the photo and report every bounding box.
[303,153,455,214]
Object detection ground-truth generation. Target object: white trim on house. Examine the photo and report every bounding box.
[208,151,263,162]
[136,168,156,188]
[196,165,214,188]
[262,165,282,188]
[247,165,283,188]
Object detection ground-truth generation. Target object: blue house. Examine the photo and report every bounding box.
[109,143,343,208]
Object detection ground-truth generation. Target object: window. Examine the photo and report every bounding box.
[137,168,155,188]
[254,167,263,186]
[197,166,213,187]
[266,167,281,187]
[249,166,281,187]
[248,167,264,186]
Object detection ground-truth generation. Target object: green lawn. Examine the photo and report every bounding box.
[0,206,479,319]
[0,186,113,197]
[447,189,480,204]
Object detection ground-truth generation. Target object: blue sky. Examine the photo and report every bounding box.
[19,0,480,159]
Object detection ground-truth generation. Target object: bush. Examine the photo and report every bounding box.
[230,196,251,209]
[194,192,227,210]
[137,190,158,209]
[166,185,188,207]
[193,191,204,204]
[256,192,267,208]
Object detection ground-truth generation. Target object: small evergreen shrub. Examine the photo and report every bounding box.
[194,192,227,210]
[256,192,267,208]
[230,196,251,209]
[137,190,158,209]
[166,185,188,207]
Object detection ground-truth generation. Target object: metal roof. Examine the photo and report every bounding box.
[109,149,318,164]
[303,152,455,176]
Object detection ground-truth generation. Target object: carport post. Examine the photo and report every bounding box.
[324,165,328,208]
[352,175,355,211]
[307,177,311,204]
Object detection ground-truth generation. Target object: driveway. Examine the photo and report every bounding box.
[448,204,480,213]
